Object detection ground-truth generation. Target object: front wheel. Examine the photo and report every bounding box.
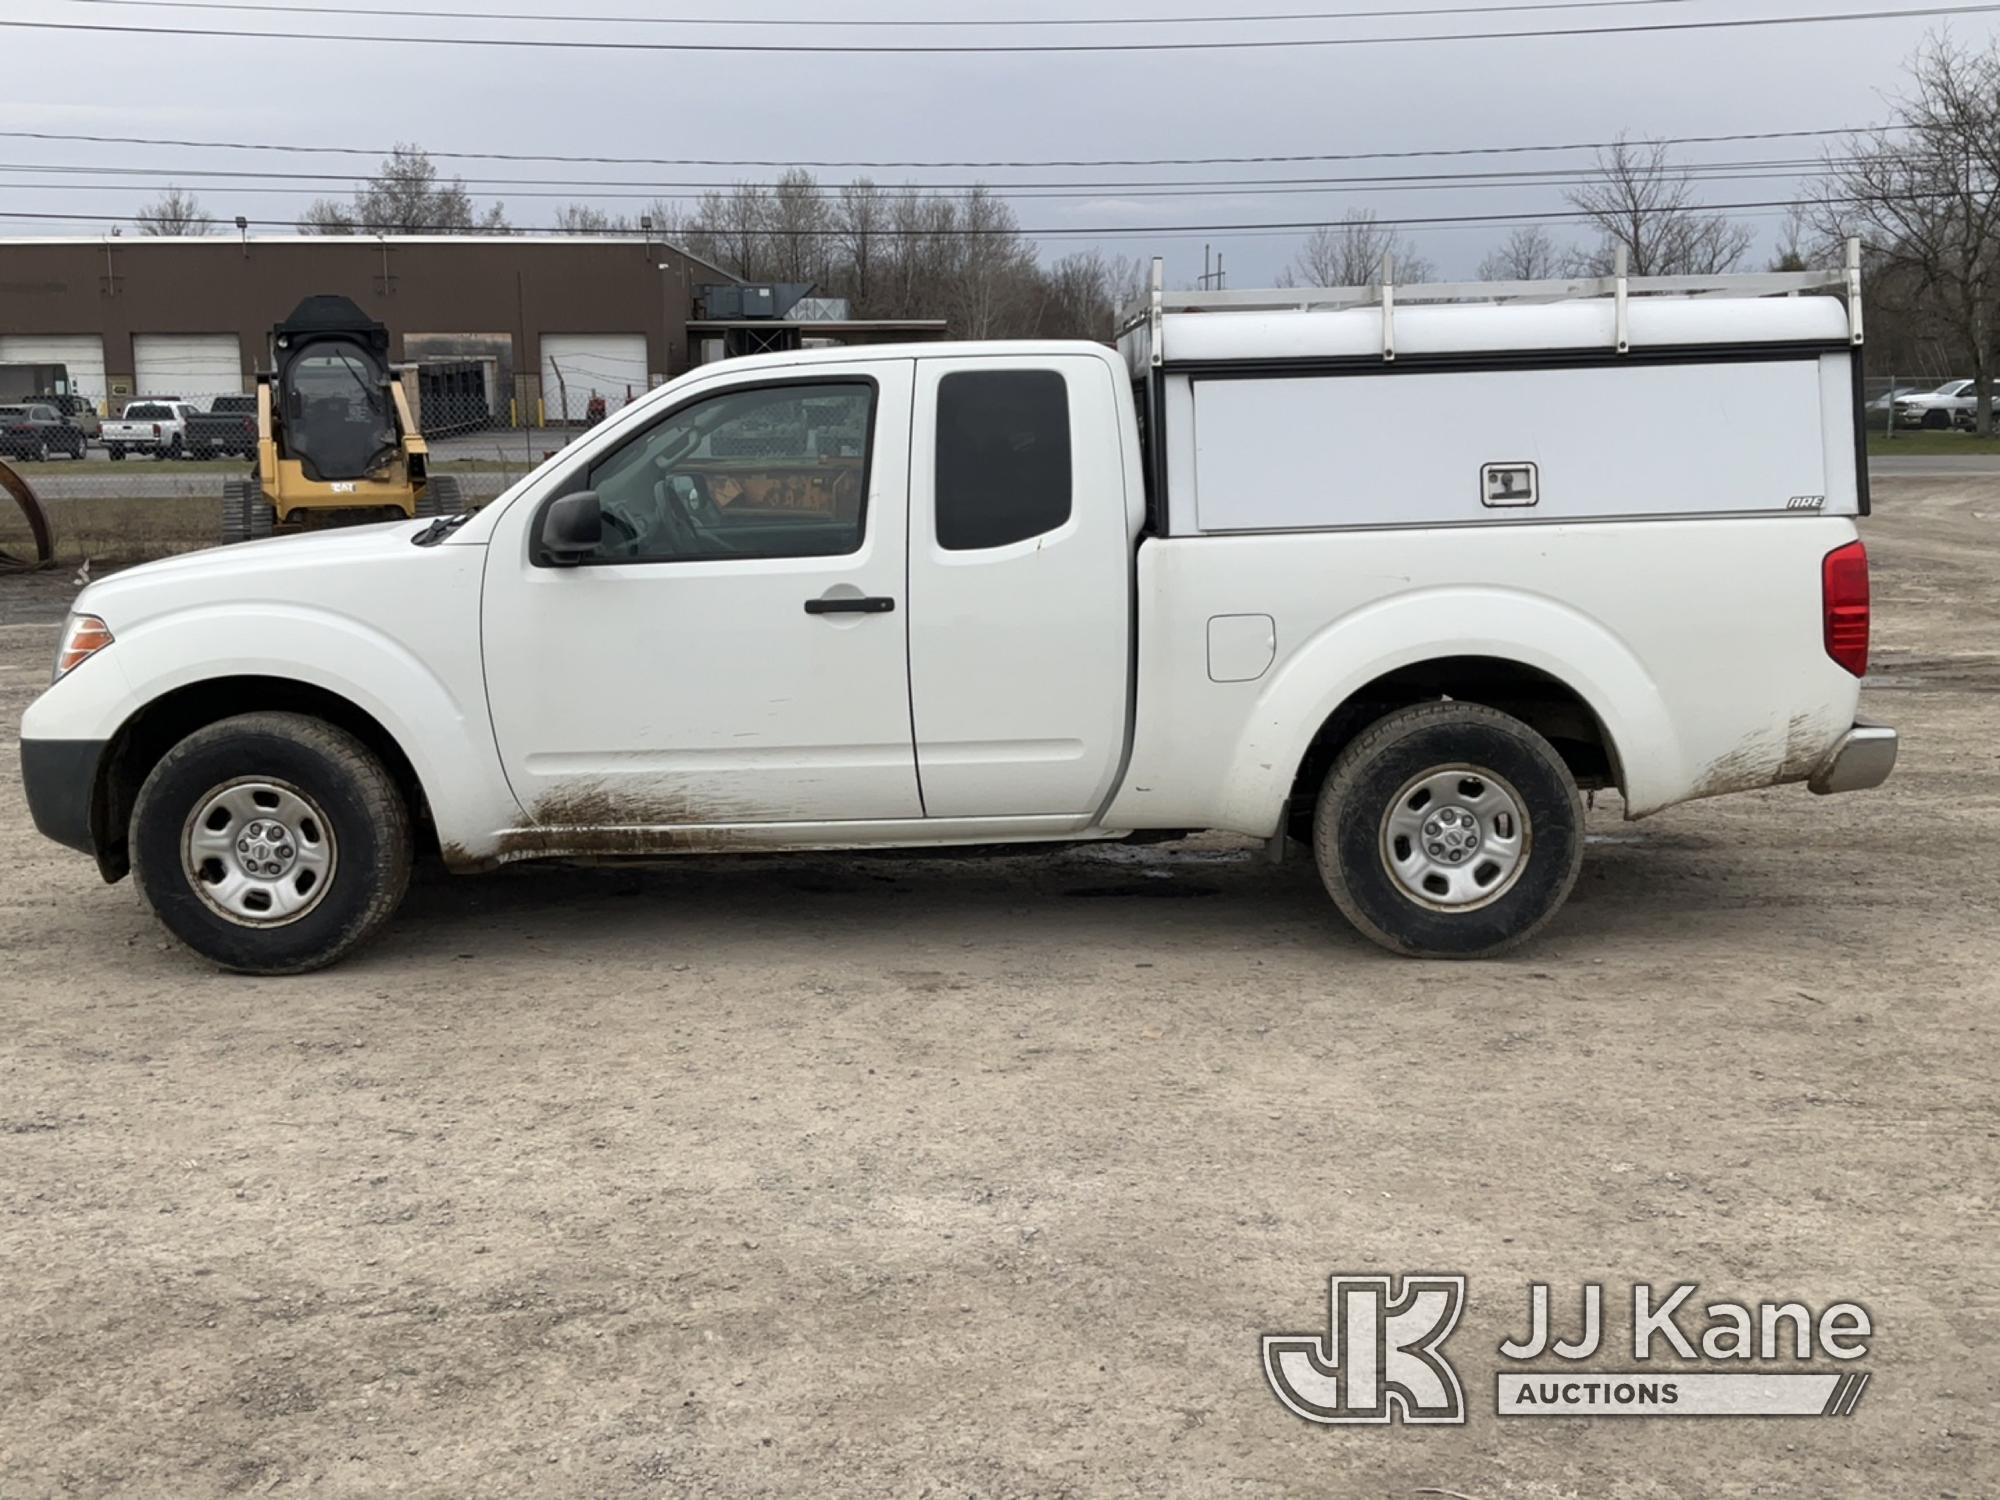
[1313,702,1583,959]
[130,712,413,974]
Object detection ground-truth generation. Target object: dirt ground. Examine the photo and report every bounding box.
[1,479,1994,1498]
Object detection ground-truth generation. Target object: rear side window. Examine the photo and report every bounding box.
[935,369,1072,550]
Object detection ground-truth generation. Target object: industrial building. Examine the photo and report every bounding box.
[0,235,947,426]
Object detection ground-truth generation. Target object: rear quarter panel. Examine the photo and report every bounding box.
[1105,516,1862,835]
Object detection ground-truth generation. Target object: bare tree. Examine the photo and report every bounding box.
[1036,251,1152,341]
[1279,212,1436,287]
[1810,35,2000,433]
[1477,224,1565,280]
[552,203,632,234]
[1767,206,1816,273]
[1565,137,1752,277]
[301,144,509,235]
[665,173,1126,339]
[134,186,210,236]
[833,179,888,315]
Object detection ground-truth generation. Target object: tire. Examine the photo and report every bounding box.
[107,444,124,460]
[1312,702,1584,959]
[1924,409,1950,430]
[71,436,86,459]
[130,712,412,975]
[415,472,462,519]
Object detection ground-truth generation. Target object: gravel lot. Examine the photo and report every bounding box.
[1,478,1994,1497]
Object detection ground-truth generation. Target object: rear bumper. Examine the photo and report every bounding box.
[19,738,105,855]
[1808,721,1899,795]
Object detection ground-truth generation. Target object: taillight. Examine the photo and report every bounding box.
[151,423,162,438]
[1823,540,1870,677]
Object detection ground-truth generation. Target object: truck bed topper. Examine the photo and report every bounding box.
[1119,239,1864,373]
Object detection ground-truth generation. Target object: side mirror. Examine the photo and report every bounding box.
[537,490,602,566]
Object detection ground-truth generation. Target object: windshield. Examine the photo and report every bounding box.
[283,340,393,482]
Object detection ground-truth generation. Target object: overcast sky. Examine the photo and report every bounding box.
[3,0,1998,283]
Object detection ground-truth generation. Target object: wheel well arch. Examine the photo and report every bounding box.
[90,675,432,881]
[1285,655,1621,833]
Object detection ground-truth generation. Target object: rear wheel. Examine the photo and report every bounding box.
[1313,702,1584,958]
[107,444,125,460]
[130,713,412,974]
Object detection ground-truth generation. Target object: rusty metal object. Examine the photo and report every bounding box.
[0,456,55,571]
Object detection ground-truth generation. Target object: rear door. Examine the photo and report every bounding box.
[906,354,1134,819]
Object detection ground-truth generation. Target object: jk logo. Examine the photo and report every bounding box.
[1263,1274,1467,1425]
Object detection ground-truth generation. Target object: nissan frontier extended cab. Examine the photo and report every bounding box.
[19,251,1897,973]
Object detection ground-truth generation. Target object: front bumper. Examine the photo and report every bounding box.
[1808,721,1899,795]
[19,738,105,855]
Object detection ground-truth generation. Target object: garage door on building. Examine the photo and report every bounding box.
[134,333,243,403]
[0,334,107,412]
[541,334,647,423]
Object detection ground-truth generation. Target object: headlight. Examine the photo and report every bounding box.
[53,613,113,682]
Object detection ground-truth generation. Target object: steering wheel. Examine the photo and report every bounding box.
[598,506,643,556]
[646,476,707,556]
[669,472,724,530]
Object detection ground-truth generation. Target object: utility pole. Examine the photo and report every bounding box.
[1198,244,1228,291]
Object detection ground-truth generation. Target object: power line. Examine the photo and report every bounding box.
[9,5,2000,54]
[0,168,1865,208]
[66,0,1715,28]
[0,124,1889,171]
[0,193,1899,238]
[0,153,1864,194]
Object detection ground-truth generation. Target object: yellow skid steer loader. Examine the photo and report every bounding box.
[222,295,460,543]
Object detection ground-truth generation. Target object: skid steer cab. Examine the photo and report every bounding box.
[222,294,462,543]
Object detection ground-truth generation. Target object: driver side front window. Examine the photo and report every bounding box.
[585,380,874,563]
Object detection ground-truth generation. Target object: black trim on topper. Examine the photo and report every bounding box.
[1147,369,1170,534]
[527,373,882,569]
[1849,337,1871,517]
[1163,337,1855,381]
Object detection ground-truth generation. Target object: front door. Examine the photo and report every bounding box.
[481,360,922,828]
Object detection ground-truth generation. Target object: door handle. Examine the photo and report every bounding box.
[804,595,895,615]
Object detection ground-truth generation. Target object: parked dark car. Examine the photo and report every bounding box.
[0,402,88,461]
[184,393,260,459]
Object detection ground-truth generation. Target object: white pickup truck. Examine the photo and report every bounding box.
[19,253,1897,974]
[1891,378,1978,430]
[102,399,197,460]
